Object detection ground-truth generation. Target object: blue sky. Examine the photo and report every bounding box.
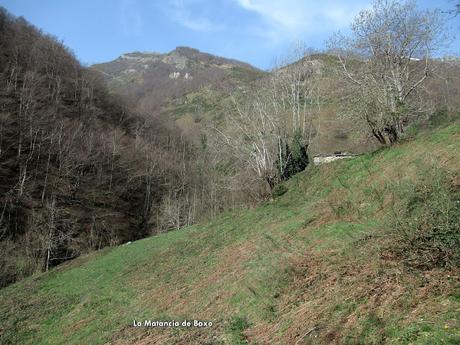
[1,0,459,69]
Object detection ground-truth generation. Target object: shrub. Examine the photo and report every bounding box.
[280,129,309,181]
[227,316,250,344]
[272,184,288,198]
[387,168,460,270]
[0,241,38,288]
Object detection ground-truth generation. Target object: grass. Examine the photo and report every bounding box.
[0,122,459,345]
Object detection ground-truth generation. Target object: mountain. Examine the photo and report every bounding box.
[94,49,383,155]
[91,47,266,115]
[1,121,458,344]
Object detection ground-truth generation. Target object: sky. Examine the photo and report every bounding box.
[1,0,459,70]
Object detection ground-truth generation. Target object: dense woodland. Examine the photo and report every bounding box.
[0,8,247,287]
[1,0,459,289]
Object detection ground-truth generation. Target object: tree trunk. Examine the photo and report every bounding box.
[372,129,387,145]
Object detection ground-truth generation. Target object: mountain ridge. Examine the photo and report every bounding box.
[91,47,266,115]
[111,46,259,71]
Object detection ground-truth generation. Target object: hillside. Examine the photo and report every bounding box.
[0,8,221,288]
[92,50,381,155]
[1,120,458,345]
[92,49,460,157]
[91,47,266,115]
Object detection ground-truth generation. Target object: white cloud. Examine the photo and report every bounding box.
[237,0,306,30]
[163,0,225,32]
[235,0,370,37]
[152,0,372,60]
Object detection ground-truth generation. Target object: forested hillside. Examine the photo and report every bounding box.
[1,120,458,345]
[0,8,241,287]
[1,0,460,289]
[0,8,325,288]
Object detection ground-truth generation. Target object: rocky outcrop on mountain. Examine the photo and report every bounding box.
[92,47,265,114]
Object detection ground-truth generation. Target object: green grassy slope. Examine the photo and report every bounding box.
[0,123,459,345]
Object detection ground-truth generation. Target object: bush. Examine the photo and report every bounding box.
[227,316,250,344]
[387,168,460,270]
[272,184,288,198]
[280,130,309,181]
[0,241,38,288]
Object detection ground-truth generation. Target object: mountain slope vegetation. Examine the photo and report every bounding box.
[94,50,382,156]
[92,47,266,116]
[1,120,458,345]
[0,8,231,288]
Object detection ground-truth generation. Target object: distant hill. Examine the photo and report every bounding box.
[103,49,380,155]
[92,47,266,115]
[94,48,460,159]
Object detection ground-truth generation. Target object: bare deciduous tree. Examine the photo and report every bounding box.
[329,0,446,145]
[213,47,321,193]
